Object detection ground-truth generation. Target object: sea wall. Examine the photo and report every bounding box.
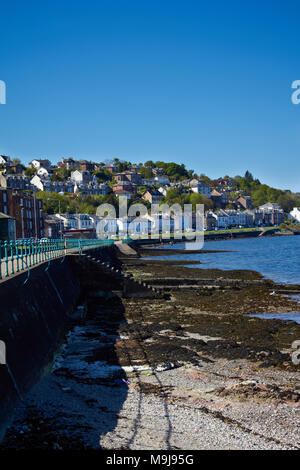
[0,257,81,440]
[0,244,161,441]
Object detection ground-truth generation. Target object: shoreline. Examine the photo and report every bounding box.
[131,229,298,248]
[1,243,300,450]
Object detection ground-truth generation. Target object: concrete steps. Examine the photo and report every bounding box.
[84,254,163,299]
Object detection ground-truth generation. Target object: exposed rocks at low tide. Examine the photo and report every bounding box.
[1,244,300,450]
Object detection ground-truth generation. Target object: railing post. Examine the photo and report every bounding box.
[9,241,14,275]
[0,242,2,280]
[38,240,41,263]
[28,240,32,268]
[16,240,20,273]
[4,241,9,277]
[20,240,24,271]
[24,240,28,269]
[32,240,36,266]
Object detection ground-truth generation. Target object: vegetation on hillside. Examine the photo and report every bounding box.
[231,171,300,211]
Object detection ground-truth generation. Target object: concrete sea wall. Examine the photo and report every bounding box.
[0,244,162,441]
[0,257,80,441]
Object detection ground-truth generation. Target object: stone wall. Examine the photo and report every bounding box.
[0,257,79,440]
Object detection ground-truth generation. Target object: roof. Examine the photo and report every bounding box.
[0,155,10,162]
[114,189,131,194]
[211,190,222,196]
[144,189,162,196]
[0,212,14,219]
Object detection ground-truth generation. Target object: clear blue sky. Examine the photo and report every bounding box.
[0,0,300,191]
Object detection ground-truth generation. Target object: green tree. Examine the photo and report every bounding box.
[25,167,36,178]
[51,168,71,181]
[139,166,153,179]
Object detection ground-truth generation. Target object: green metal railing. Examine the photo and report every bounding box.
[0,238,114,280]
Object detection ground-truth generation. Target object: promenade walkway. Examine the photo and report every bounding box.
[0,239,114,280]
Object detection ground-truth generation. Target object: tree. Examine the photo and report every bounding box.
[139,166,153,179]
[199,174,211,185]
[25,167,36,178]
[92,169,111,182]
[51,168,71,181]
[166,162,189,181]
[244,170,254,181]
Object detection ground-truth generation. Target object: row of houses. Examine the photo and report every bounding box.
[44,213,186,238]
[44,202,285,240]
[205,204,285,230]
[30,174,111,195]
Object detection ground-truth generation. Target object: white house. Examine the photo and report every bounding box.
[212,211,229,228]
[224,210,239,227]
[74,214,93,229]
[290,207,300,222]
[70,170,92,184]
[30,159,51,169]
[55,214,78,230]
[30,175,44,191]
[191,180,211,198]
[259,202,281,211]
[37,167,50,178]
[158,186,168,196]
[237,211,247,227]
[0,155,10,165]
[31,175,75,193]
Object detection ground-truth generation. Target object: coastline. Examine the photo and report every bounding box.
[131,228,298,248]
[1,242,300,450]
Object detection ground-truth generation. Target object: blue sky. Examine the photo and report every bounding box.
[0,1,300,191]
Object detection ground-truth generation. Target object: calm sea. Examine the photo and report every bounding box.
[156,235,300,285]
[153,235,300,323]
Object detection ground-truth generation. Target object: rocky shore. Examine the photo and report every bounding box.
[1,243,300,450]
